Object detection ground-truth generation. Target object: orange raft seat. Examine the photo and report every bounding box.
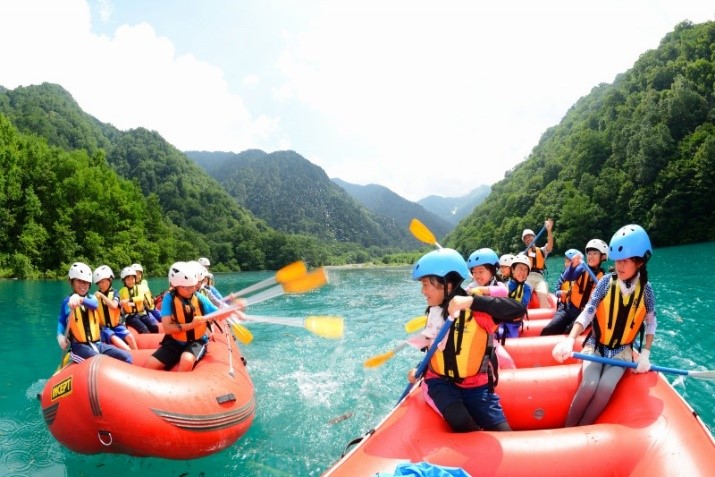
[323,365,715,476]
[39,329,254,460]
[527,291,557,310]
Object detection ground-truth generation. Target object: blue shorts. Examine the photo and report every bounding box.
[69,341,133,364]
[101,325,132,343]
[426,378,507,430]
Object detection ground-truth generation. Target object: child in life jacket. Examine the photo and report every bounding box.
[553,249,581,310]
[502,254,532,338]
[94,265,137,350]
[144,261,245,372]
[552,225,657,426]
[119,266,159,334]
[497,254,514,283]
[541,240,608,336]
[465,248,516,369]
[132,263,162,323]
[406,248,525,433]
[56,262,132,364]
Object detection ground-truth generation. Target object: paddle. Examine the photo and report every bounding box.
[230,321,254,344]
[228,261,308,298]
[396,314,455,404]
[409,218,442,249]
[228,314,344,339]
[404,315,427,333]
[244,268,328,305]
[363,316,428,368]
[572,352,715,380]
[522,224,546,254]
[364,342,409,368]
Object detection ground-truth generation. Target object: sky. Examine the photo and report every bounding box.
[1,1,713,202]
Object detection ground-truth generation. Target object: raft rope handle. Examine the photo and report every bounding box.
[98,430,113,447]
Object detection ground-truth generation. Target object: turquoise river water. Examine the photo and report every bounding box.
[1,242,713,476]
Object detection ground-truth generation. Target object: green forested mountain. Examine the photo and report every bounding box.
[331,178,453,239]
[447,20,715,256]
[188,149,422,248]
[0,84,355,277]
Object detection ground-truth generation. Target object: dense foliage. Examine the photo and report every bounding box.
[0,87,398,278]
[447,20,715,256]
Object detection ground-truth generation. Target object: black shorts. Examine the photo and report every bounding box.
[151,335,207,370]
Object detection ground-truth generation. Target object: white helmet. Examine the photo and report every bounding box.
[131,263,144,273]
[499,254,515,267]
[198,257,210,267]
[93,265,114,283]
[586,239,609,260]
[120,266,137,279]
[511,254,531,272]
[168,261,198,287]
[187,261,206,282]
[522,229,535,240]
[68,262,92,282]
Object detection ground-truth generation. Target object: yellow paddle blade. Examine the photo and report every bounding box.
[55,351,71,374]
[233,261,308,296]
[275,261,308,284]
[304,316,344,339]
[404,315,427,333]
[282,268,328,293]
[363,349,397,368]
[409,218,441,248]
[231,322,254,344]
[363,342,409,368]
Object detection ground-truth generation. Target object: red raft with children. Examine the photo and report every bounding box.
[325,233,715,477]
[39,322,255,459]
[324,333,715,476]
[38,259,261,460]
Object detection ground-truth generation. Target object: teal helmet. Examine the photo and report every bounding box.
[609,224,652,262]
[467,248,499,269]
[564,249,581,260]
[412,248,470,281]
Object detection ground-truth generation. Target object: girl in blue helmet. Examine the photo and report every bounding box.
[553,249,581,309]
[552,225,657,426]
[406,248,526,432]
[541,240,609,336]
[466,248,517,369]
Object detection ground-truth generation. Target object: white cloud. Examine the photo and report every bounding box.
[0,0,276,153]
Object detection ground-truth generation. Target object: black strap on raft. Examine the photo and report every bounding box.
[341,429,375,457]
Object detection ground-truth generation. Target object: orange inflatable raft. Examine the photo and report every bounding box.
[39,328,254,459]
[324,335,715,476]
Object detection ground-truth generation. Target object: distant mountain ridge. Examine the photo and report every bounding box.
[187,150,421,248]
[417,185,491,226]
[331,178,453,240]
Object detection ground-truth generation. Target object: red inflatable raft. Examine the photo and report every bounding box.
[39,328,254,459]
[324,335,715,476]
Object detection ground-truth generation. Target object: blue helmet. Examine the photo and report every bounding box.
[412,248,470,282]
[564,248,582,260]
[609,224,652,261]
[467,248,499,269]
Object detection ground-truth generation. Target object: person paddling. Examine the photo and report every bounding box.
[552,225,657,426]
[405,248,525,432]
